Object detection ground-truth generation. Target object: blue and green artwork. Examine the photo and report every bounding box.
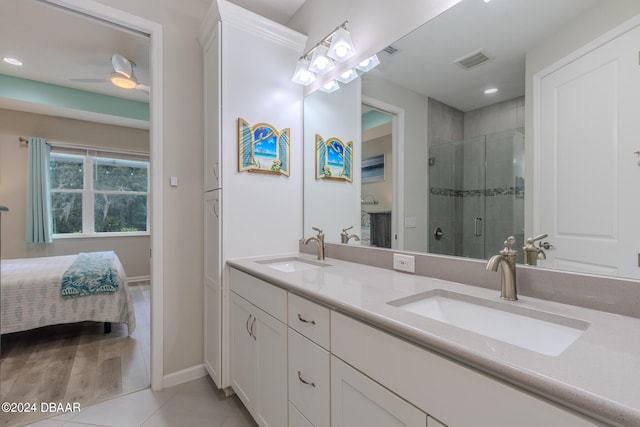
[315,134,352,182]
[238,118,289,176]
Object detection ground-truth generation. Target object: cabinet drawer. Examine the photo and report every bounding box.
[230,268,287,323]
[289,402,313,427]
[288,293,330,349]
[288,328,330,427]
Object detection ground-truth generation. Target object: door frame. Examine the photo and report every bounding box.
[46,0,164,390]
[362,96,405,249]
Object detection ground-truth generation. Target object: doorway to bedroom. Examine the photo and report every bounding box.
[0,1,159,425]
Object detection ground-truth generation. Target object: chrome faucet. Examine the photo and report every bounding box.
[486,236,518,301]
[523,233,548,266]
[304,227,325,260]
[340,226,360,244]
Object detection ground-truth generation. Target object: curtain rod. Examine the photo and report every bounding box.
[18,137,148,157]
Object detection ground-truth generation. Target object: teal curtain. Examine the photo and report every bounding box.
[26,137,53,244]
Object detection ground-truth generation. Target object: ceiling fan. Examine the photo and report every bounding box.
[70,53,149,93]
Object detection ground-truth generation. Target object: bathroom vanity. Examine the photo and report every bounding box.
[227,254,640,427]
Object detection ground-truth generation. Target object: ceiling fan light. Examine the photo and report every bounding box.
[327,27,356,62]
[335,68,358,84]
[292,58,316,86]
[309,45,335,75]
[110,72,137,89]
[355,54,380,72]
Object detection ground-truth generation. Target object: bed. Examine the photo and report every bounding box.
[0,252,136,335]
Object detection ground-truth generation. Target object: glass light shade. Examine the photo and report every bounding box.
[327,27,356,62]
[319,80,340,93]
[110,73,137,89]
[335,68,358,84]
[309,45,335,75]
[291,58,316,86]
[355,54,380,72]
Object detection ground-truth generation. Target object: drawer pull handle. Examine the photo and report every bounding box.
[297,370,316,387]
[297,313,316,325]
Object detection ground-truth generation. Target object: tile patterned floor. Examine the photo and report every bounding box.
[24,376,257,427]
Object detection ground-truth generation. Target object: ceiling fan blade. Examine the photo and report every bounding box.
[135,83,150,93]
[69,78,110,83]
[112,53,133,78]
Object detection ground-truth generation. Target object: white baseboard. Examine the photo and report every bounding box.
[127,275,151,283]
[162,364,207,389]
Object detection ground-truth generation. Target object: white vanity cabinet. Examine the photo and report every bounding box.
[331,355,427,427]
[229,269,287,427]
[331,312,602,427]
[287,293,331,427]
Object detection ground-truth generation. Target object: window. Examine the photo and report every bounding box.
[50,150,149,237]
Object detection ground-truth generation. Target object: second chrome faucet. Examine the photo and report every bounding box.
[486,236,518,301]
[304,227,325,260]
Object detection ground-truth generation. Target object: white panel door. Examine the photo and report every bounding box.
[203,24,221,192]
[537,24,640,278]
[204,190,221,386]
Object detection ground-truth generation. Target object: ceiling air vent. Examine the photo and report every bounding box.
[454,49,494,70]
[383,45,398,55]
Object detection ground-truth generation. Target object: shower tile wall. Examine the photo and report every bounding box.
[427,99,463,255]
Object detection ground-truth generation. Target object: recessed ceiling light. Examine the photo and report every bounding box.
[484,87,498,94]
[3,57,23,66]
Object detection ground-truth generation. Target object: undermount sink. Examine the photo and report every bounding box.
[388,289,590,356]
[256,257,329,273]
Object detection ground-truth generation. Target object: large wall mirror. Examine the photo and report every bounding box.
[303,0,640,280]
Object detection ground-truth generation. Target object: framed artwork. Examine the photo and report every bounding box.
[362,154,385,183]
[238,118,290,176]
[315,134,353,182]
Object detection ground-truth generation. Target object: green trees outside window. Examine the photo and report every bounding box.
[50,152,149,236]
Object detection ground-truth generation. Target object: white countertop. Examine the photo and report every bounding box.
[227,253,640,427]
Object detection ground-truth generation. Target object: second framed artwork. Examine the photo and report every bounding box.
[315,134,353,182]
[238,118,290,176]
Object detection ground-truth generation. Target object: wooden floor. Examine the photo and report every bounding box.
[0,282,150,427]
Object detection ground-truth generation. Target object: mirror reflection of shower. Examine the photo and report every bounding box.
[428,97,525,262]
[361,106,394,248]
[428,129,525,261]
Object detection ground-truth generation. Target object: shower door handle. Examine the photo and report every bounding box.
[474,217,483,237]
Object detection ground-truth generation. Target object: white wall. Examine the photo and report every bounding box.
[304,79,361,243]
[220,14,305,260]
[287,0,463,93]
[0,108,150,278]
[524,0,640,236]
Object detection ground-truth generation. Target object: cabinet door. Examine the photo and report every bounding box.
[204,190,221,386]
[331,356,427,427]
[254,308,288,427]
[230,292,256,411]
[203,23,220,191]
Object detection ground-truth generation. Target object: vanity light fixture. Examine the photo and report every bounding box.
[309,44,335,75]
[3,57,23,66]
[355,54,380,72]
[484,87,499,94]
[336,68,359,84]
[291,21,357,86]
[292,57,316,86]
[319,80,340,93]
[327,26,357,62]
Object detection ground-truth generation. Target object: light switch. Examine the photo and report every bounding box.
[170,176,178,187]
[404,217,417,228]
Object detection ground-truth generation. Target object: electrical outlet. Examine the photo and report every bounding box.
[393,253,415,273]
